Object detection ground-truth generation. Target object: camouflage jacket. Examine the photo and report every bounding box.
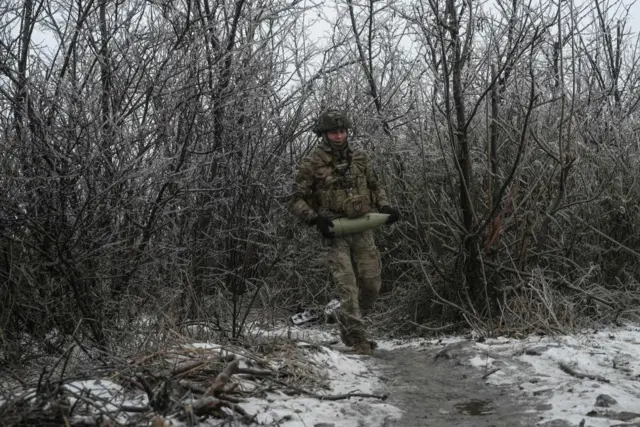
[290,141,390,222]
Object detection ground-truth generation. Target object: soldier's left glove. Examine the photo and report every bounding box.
[380,205,400,224]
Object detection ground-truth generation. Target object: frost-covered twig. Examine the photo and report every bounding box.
[559,362,610,383]
[269,378,387,401]
[308,392,389,401]
[481,367,501,380]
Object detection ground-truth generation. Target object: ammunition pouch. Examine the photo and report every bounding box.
[342,194,371,218]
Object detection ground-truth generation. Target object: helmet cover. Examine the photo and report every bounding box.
[312,109,351,136]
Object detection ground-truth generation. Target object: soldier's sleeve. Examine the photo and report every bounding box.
[290,156,318,222]
[365,153,390,209]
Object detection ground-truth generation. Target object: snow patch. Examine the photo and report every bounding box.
[470,325,640,426]
[241,345,402,426]
[469,354,496,367]
[63,379,148,423]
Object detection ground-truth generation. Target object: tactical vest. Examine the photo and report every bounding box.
[306,147,373,218]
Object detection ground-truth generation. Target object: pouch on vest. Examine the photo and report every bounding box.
[342,193,371,218]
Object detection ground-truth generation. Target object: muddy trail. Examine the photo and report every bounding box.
[374,342,569,427]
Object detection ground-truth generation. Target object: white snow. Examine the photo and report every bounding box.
[459,324,640,426]
[63,379,149,424]
[252,322,636,426]
[222,323,401,426]
[182,343,222,350]
[468,354,496,367]
[241,345,402,426]
[177,322,640,425]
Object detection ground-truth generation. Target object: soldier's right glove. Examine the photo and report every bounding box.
[380,205,400,224]
[313,215,335,238]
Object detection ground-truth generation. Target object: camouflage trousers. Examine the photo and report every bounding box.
[325,229,381,346]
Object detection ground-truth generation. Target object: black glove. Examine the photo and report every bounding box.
[380,205,400,224]
[310,215,335,238]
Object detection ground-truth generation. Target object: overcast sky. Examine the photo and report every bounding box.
[22,0,640,64]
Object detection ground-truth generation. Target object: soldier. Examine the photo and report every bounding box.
[290,109,400,355]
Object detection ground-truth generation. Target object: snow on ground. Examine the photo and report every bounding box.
[179,325,403,426]
[249,321,640,425]
[63,324,402,426]
[240,344,402,426]
[458,324,640,426]
[5,321,639,426]
[281,320,640,426]
[240,323,402,426]
[64,380,149,425]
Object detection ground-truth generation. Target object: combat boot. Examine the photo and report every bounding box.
[338,329,377,350]
[353,340,373,356]
[340,330,354,347]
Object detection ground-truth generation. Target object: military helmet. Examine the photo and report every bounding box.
[312,109,351,136]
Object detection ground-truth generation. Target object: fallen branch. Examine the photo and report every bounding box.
[64,391,120,423]
[204,359,240,397]
[218,395,245,404]
[559,362,610,383]
[118,405,150,413]
[178,380,207,394]
[171,360,205,377]
[236,367,273,378]
[225,401,256,421]
[178,380,247,404]
[307,392,388,401]
[481,368,501,380]
[192,396,256,423]
[269,378,387,401]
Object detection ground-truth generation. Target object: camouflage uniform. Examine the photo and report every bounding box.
[291,131,390,347]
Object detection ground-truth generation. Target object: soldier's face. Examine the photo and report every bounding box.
[326,129,347,145]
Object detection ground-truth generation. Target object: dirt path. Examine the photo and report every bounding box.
[373,343,565,427]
